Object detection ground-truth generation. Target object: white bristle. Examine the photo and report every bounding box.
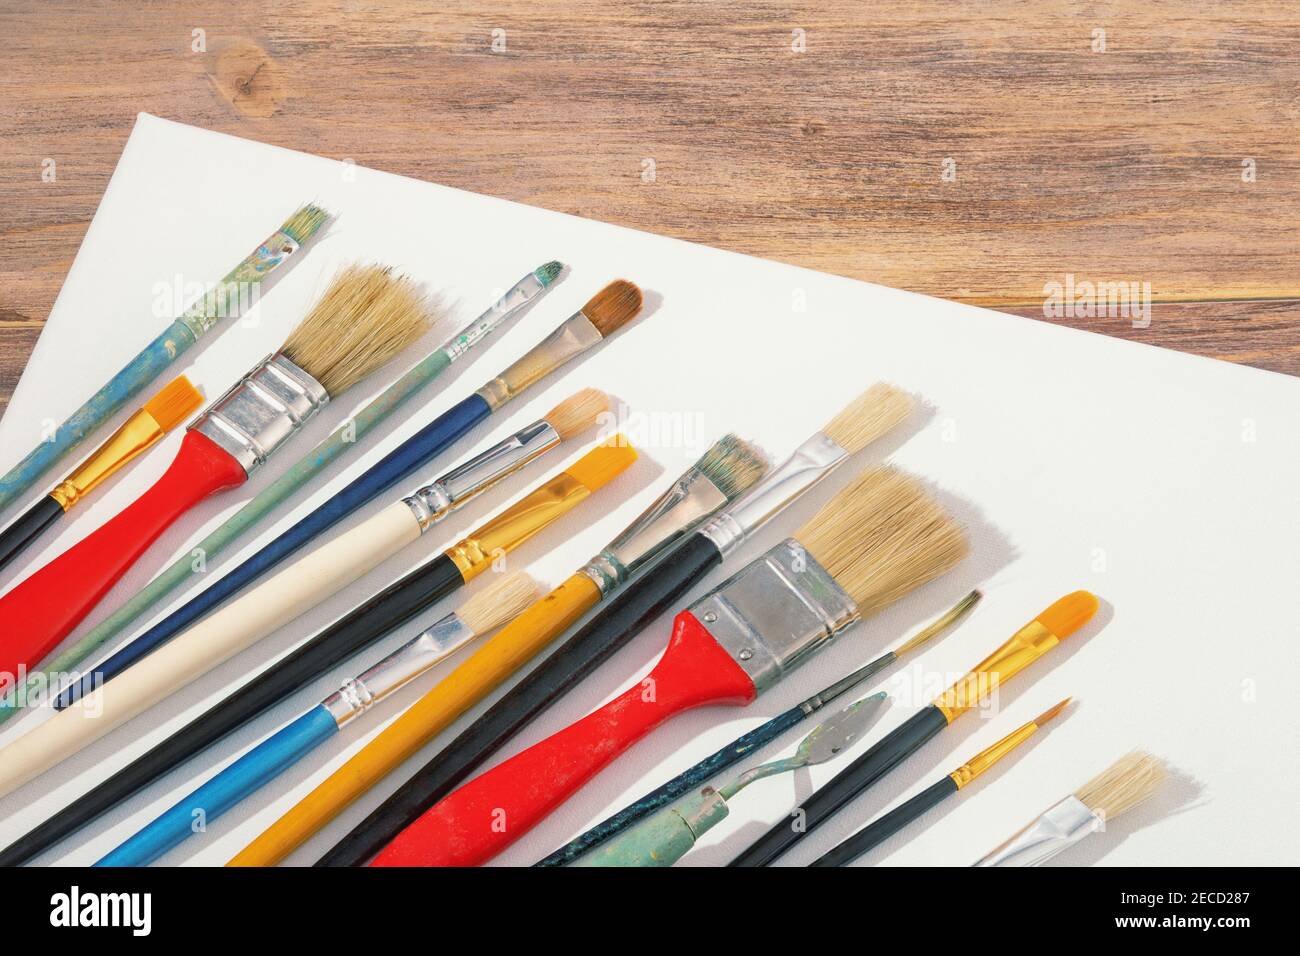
[455,572,542,635]
[821,383,912,454]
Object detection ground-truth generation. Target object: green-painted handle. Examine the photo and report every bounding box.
[572,789,730,867]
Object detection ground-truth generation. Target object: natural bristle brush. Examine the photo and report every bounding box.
[0,265,432,676]
[367,465,968,867]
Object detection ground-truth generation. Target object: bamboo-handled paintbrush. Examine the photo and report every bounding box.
[226,433,768,866]
[365,466,967,867]
[0,205,330,515]
[0,263,561,727]
[316,383,913,867]
[728,591,1101,866]
[95,572,542,867]
[973,750,1166,866]
[811,697,1072,867]
[56,388,610,708]
[0,265,432,679]
[0,437,636,862]
[538,590,981,867]
[0,375,205,575]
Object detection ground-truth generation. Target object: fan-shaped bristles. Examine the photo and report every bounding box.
[822,384,912,455]
[282,265,432,396]
[456,572,542,636]
[535,261,564,288]
[142,375,204,431]
[545,389,612,440]
[1075,751,1166,821]
[694,434,768,502]
[279,204,331,244]
[795,466,967,614]
[564,435,637,492]
[580,280,643,338]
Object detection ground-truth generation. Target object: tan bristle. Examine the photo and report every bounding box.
[795,466,967,613]
[822,384,912,454]
[1075,751,1166,821]
[142,375,204,431]
[693,434,768,502]
[281,264,432,396]
[455,572,542,635]
[580,280,643,337]
[545,389,612,440]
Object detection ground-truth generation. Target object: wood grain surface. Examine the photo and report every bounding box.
[2,0,1298,415]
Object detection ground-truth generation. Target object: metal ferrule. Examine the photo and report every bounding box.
[474,311,604,411]
[178,229,303,337]
[934,619,1059,723]
[580,466,730,594]
[686,538,860,695]
[972,795,1101,867]
[192,352,330,476]
[949,718,1038,789]
[698,432,847,557]
[49,408,168,511]
[402,421,560,531]
[440,271,548,363]
[320,612,476,726]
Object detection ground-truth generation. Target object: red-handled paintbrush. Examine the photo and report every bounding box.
[370,465,968,866]
[0,265,432,679]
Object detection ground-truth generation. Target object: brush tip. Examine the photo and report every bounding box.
[142,375,204,431]
[822,383,912,455]
[281,204,331,244]
[1034,697,1072,725]
[694,433,769,502]
[1076,750,1167,820]
[535,261,564,288]
[564,435,637,492]
[456,571,542,635]
[1036,591,1100,640]
[545,388,612,440]
[581,280,643,337]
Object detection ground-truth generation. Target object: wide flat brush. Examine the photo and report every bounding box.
[0,265,432,678]
[317,383,912,867]
[728,591,1101,866]
[811,697,1071,867]
[368,465,967,867]
[94,572,540,867]
[0,375,204,574]
[228,433,767,866]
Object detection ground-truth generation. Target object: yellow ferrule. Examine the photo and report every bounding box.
[474,313,604,411]
[933,620,1059,722]
[948,718,1039,789]
[49,409,166,511]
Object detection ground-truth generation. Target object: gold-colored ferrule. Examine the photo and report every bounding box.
[48,409,167,511]
[948,718,1039,789]
[442,472,591,581]
[933,619,1059,723]
[474,312,604,411]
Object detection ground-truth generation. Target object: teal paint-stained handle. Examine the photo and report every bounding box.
[572,790,731,868]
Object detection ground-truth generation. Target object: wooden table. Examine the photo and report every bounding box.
[3,0,1298,413]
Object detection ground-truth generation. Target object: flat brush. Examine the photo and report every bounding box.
[317,383,912,867]
[574,693,889,867]
[0,437,636,810]
[0,375,204,575]
[974,749,1166,866]
[57,388,610,708]
[1,263,561,726]
[228,433,767,866]
[0,204,329,514]
[0,264,432,679]
[367,465,967,867]
[729,591,1100,866]
[811,697,1071,867]
[95,572,541,867]
[538,590,981,867]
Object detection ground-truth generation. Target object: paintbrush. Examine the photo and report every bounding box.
[0,262,561,727]
[573,692,889,867]
[0,205,329,515]
[0,264,432,678]
[0,375,204,574]
[811,697,1072,867]
[0,437,635,862]
[316,383,912,867]
[728,591,1100,866]
[56,388,610,708]
[94,572,541,867]
[365,465,967,867]
[227,433,768,866]
[973,750,1166,866]
[0,436,636,806]
[537,589,981,866]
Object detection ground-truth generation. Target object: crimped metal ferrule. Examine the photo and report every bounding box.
[972,795,1101,867]
[441,271,547,363]
[474,312,604,411]
[49,409,169,510]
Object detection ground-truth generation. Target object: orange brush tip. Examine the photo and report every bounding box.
[1034,697,1072,725]
[1036,591,1099,639]
[563,434,636,491]
[142,375,204,431]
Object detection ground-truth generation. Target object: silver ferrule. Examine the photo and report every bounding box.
[580,466,730,594]
[440,271,548,363]
[320,613,477,726]
[192,352,330,475]
[686,538,860,695]
[474,311,604,411]
[698,432,847,557]
[972,795,1101,867]
[401,420,560,531]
